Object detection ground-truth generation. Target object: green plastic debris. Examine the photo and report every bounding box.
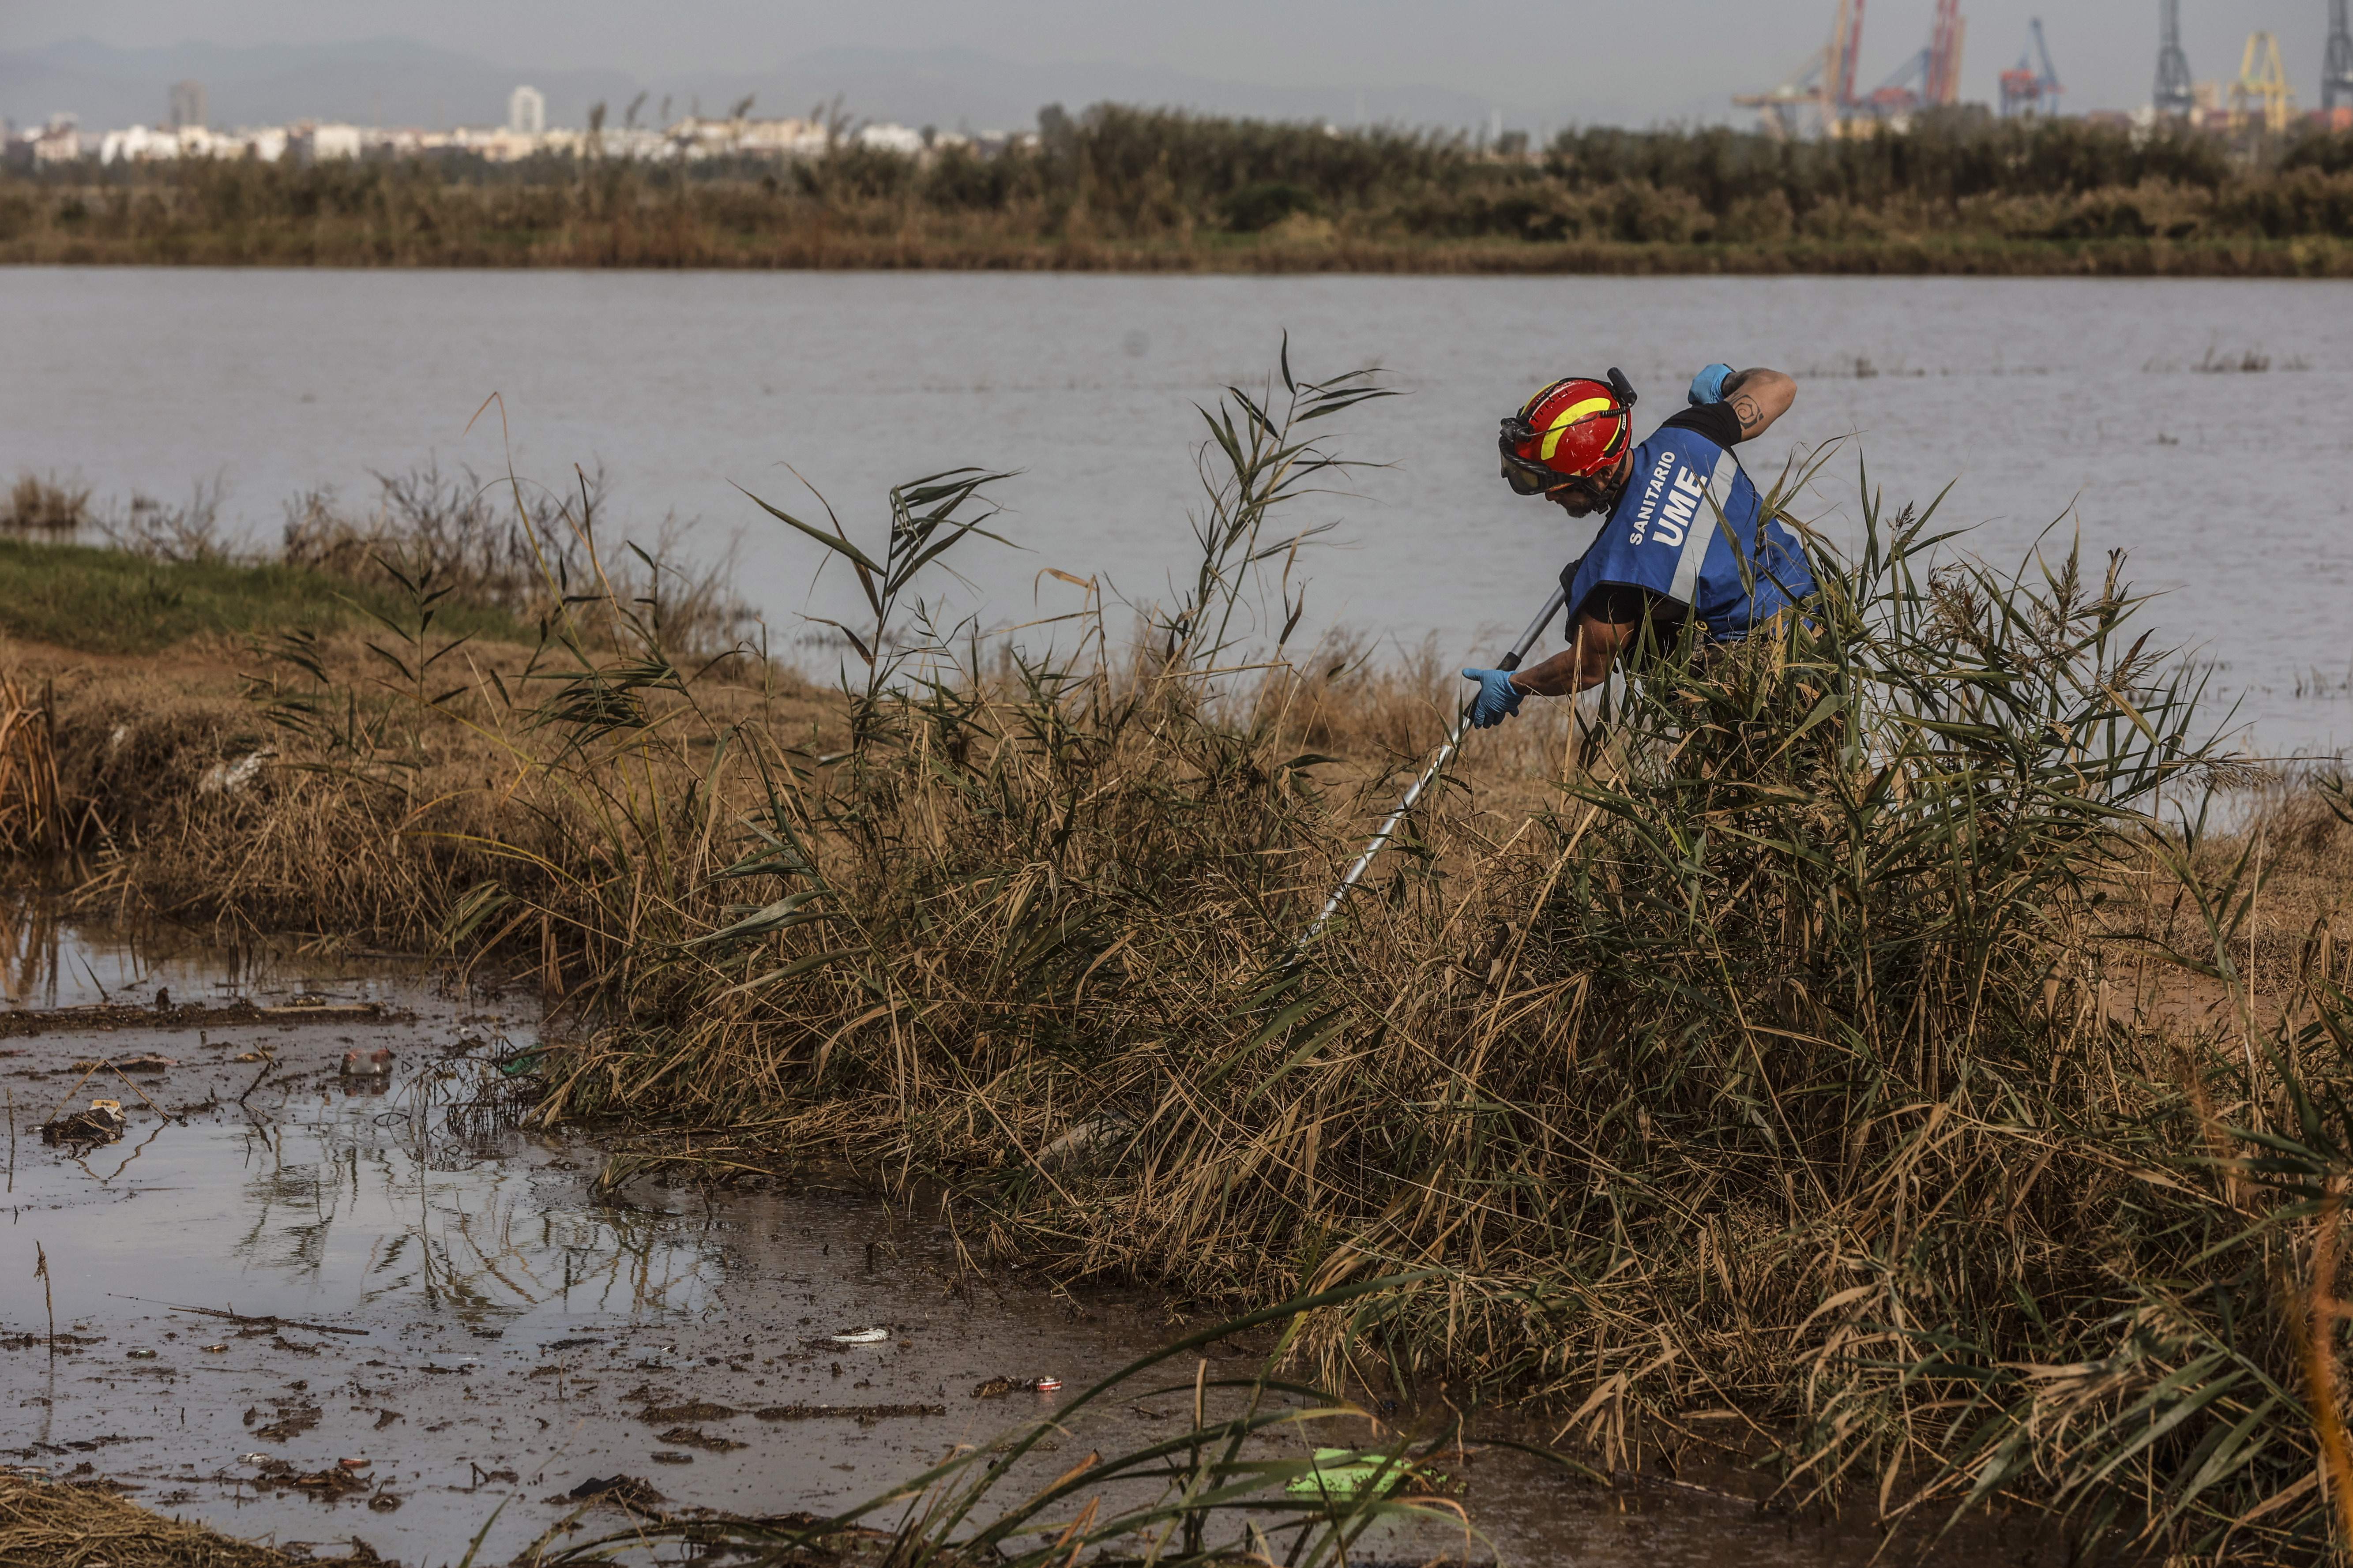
[496,1047,546,1077]
[1283,1448,1417,1498]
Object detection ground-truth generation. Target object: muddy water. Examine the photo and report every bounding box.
[0,925,2063,1566]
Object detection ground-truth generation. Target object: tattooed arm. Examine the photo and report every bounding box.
[1719,367,1796,440]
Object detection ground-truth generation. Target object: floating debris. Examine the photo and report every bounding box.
[124,1348,158,1360]
[655,1424,747,1452]
[752,1402,944,1422]
[557,1474,665,1513]
[636,1400,737,1425]
[339,1047,395,1078]
[70,1054,176,1073]
[829,1327,890,1345]
[40,1099,126,1146]
[970,1375,1061,1398]
[1282,1449,1430,1499]
[159,1302,368,1337]
[248,1399,322,1442]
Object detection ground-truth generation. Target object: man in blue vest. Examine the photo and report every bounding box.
[1462,363,1816,727]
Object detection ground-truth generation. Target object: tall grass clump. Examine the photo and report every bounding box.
[278,463,754,662]
[325,346,2304,1554]
[0,673,64,855]
[0,472,89,534]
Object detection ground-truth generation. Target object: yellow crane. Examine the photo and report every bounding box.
[2228,31,2296,134]
[1734,0,1866,139]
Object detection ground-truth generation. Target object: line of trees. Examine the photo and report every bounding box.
[4,105,2349,266]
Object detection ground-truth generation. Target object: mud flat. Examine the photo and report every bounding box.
[0,927,2058,1565]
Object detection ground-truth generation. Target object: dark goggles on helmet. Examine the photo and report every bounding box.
[1498,436,1566,495]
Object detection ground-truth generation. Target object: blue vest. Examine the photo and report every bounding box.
[1562,424,1817,641]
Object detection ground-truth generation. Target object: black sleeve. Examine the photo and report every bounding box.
[1658,401,1745,447]
[1556,563,1685,637]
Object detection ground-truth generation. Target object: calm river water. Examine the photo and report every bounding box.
[4,268,2349,758]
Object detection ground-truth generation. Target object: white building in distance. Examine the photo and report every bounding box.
[664,114,828,159]
[508,86,546,137]
[855,122,925,154]
[25,113,83,164]
[97,122,290,163]
[293,122,364,161]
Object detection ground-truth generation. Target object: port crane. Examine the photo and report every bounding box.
[2228,31,2295,133]
[2154,0,2195,117]
[1732,0,1866,137]
[1734,0,1965,135]
[1862,0,1968,115]
[2326,0,2353,115]
[1999,18,2063,117]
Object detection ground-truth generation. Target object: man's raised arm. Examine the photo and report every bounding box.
[1720,367,1796,440]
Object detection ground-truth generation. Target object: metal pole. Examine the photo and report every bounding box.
[1298,584,1569,948]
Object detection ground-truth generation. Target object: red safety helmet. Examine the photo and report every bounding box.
[1498,369,1638,495]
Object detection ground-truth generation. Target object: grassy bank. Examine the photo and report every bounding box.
[0,535,534,654]
[7,110,2352,275]
[0,467,746,658]
[6,357,2353,1560]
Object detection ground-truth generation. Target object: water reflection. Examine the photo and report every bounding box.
[205,1033,726,1320]
[0,897,270,1009]
[0,920,735,1335]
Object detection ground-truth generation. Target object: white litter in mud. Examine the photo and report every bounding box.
[830,1327,890,1345]
[197,749,275,796]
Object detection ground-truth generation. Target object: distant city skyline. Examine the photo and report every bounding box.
[2,1,2342,134]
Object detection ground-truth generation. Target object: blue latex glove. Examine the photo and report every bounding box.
[1460,668,1525,729]
[1688,362,1735,406]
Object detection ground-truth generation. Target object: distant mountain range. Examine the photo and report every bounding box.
[0,36,1699,138]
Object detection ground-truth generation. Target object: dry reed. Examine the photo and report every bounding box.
[0,1478,297,1568]
[0,674,63,855]
[0,473,89,534]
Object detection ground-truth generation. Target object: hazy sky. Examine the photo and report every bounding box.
[3,0,2336,123]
